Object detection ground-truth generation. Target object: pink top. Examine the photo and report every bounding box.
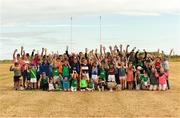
[157,72,168,84]
[126,68,134,82]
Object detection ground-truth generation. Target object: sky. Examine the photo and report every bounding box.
[0,0,180,59]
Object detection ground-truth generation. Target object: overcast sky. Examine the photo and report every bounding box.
[0,0,180,59]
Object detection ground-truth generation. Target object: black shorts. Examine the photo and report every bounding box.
[80,87,86,89]
[14,76,21,82]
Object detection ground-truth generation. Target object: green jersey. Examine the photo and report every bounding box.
[52,68,59,76]
[89,81,94,89]
[29,68,37,78]
[143,76,149,82]
[71,78,77,87]
[41,77,48,84]
[99,69,106,80]
[62,66,69,77]
[80,78,87,88]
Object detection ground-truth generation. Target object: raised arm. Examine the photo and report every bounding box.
[13,49,18,60]
[41,48,45,57]
[31,49,35,59]
[143,49,147,60]
[65,46,69,57]
[85,48,88,59]
[20,46,24,56]
[100,44,102,55]
[9,65,14,71]
[126,45,130,54]
[119,44,122,53]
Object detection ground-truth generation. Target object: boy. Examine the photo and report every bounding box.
[70,71,78,92]
[39,72,49,91]
[141,71,150,90]
[10,62,22,90]
[98,64,107,91]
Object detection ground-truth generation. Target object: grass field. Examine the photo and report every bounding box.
[0,63,180,117]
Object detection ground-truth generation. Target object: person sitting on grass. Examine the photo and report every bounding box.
[48,76,55,91]
[141,70,150,90]
[39,72,49,91]
[70,71,78,92]
[80,74,88,92]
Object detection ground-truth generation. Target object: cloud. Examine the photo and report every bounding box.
[1,0,180,26]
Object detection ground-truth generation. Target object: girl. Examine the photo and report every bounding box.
[29,64,37,89]
[10,62,22,90]
[126,63,135,90]
[62,76,70,91]
[107,63,116,92]
[48,76,55,91]
[87,78,95,91]
[156,67,168,91]
[80,74,88,91]
[118,62,126,90]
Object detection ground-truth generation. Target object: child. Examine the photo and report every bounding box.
[91,62,99,89]
[62,61,70,91]
[39,72,49,91]
[52,66,61,90]
[48,76,55,91]
[80,74,88,91]
[62,77,70,91]
[62,60,70,78]
[87,78,95,91]
[10,62,22,90]
[70,71,78,92]
[156,67,168,91]
[107,63,116,92]
[126,63,135,90]
[80,58,90,80]
[141,70,150,90]
[135,67,143,90]
[149,67,158,91]
[29,64,37,89]
[118,62,126,90]
[98,64,107,91]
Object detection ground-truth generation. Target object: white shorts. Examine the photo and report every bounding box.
[92,75,98,80]
[108,75,115,82]
[144,81,148,86]
[49,83,54,90]
[71,86,77,92]
[159,84,167,91]
[30,78,37,83]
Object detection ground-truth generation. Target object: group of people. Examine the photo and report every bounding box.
[10,45,173,92]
